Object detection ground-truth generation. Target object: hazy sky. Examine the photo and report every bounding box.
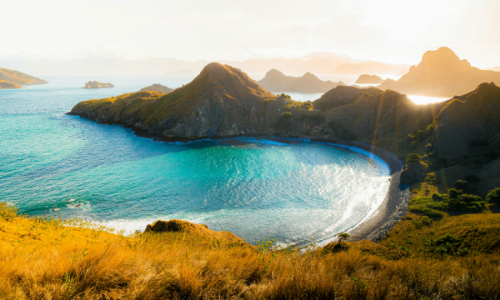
[2,0,499,67]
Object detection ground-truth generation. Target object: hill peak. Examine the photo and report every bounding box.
[418,47,471,72]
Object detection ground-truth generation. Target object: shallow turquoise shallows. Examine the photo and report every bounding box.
[0,76,390,245]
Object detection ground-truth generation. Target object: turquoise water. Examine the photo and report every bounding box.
[0,76,390,245]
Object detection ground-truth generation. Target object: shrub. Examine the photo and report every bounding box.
[486,187,500,206]
[454,180,470,193]
[426,234,468,256]
[448,189,485,211]
[405,153,422,165]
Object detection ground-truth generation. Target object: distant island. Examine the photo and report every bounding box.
[355,74,384,84]
[487,66,500,72]
[0,67,47,89]
[378,47,500,96]
[333,61,408,75]
[140,83,174,94]
[257,69,344,93]
[82,81,114,89]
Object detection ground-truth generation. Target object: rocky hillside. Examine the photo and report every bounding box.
[140,83,174,94]
[83,81,114,89]
[70,63,286,139]
[378,47,500,97]
[355,74,384,84]
[0,67,47,87]
[258,69,343,93]
[0,79,22,89]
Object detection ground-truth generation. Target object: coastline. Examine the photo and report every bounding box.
[308,138,410,242]
[64,117,412,243]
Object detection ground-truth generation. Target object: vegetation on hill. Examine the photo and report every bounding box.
[2,202,500,299]
[0,67,47,85]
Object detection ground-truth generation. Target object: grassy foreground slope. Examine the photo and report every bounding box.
[2,203,500,299]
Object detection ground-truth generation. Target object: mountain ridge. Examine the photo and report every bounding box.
[378,47,500,96]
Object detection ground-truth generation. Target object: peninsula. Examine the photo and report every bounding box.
[378,47,500,97]
[82,81,114,89]
[355,74,384,84]
[0,67,47,89]
[257,69,344,93]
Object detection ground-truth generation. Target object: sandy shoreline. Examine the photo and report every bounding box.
[330,140,411,241]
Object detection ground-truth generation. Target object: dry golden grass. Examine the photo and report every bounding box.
[1,203,500,299]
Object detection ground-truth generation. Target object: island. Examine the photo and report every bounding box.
[378,47,500,96]
[0,67,47,89]
[257,69,344,93]
[82,81,114,89]
[2,58,500,299]
[355,74,384,84]
[139,83,174,94]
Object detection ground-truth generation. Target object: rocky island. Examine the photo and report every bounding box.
[0,67,47,89]
[355,74,384,84]
[257,69,344,93]
[82,81,114,89]
[139,83,174,94]
[378,47,500,97]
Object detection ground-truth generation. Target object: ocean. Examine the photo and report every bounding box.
[0,75,435,245]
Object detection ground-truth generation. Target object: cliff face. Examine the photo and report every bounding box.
[83,81,114,89]
[378,47,500,97]
[139,83,173,94]
[258,69,343,93]
[0,67,47,86]
[0,79,22,89]
[70,63,286,139]
[355,74,384,84]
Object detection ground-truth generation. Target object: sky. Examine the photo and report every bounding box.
[2,0,500,68]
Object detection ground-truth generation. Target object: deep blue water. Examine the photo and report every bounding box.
[0,76,390,245]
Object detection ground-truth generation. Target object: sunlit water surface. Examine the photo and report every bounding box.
[1,76,392,245]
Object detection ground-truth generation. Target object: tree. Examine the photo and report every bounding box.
[405,153,422,165]
[486,187,500,206]
[337,232,350,246]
